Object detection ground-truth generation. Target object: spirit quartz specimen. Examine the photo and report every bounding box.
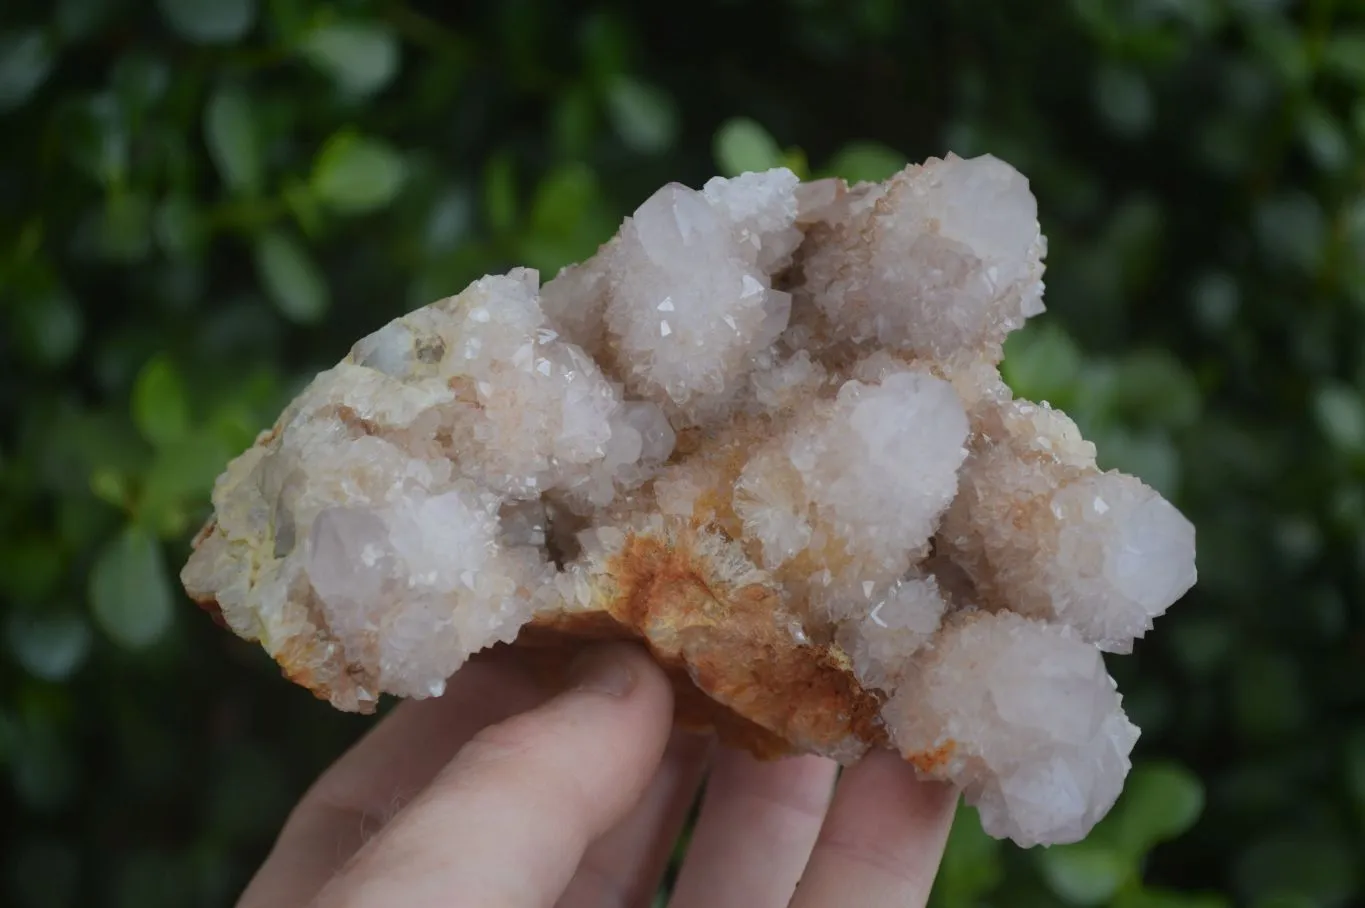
[182,154,1197,847]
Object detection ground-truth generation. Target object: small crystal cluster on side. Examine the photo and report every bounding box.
[183,154,1197,847]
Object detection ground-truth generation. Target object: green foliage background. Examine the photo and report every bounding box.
[3,0,1364,905]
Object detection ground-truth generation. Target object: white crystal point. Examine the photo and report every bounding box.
[799,153,1046,360]
[1049,472,1198,651]
[733,446,813,570]
[841,574,948,691]
[306,483,545,700]
[422,272,628,499]
[732,366,970,621]
[701,169,804,272]
[796,371,968,570]
[942,398,1196,652]
[543,169,802,425]
[883,611,1139,847]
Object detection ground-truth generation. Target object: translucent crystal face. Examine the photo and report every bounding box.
[183,155,1197,848]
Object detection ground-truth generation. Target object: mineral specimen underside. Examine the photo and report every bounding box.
[183,154,1197,848]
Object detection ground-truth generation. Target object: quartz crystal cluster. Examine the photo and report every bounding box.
[183,154,1197,847]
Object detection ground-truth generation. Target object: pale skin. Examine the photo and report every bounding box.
[238,643,957,908]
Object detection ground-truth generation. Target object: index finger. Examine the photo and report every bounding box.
[238,653,546,908]
[312,642,675,908]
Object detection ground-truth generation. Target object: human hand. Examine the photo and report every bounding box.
[238,643,956,908]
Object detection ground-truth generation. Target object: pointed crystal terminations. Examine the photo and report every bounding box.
[183,155,1196,847]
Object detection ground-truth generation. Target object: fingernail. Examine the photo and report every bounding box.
[567,645,637,697]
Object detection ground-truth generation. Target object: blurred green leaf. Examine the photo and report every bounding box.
[483,153,518,234]
[262,0,309,41]
[408,242,497,308]
[59,93,128,186]
[1313,384,1365,454]
[0,29,55,112]
[6,611,92,683]
[1106,194,1164,293]
[1094,63,1154,137]
[529,163,597,236]
[1191,271,1240,333]
[54,0,116,40]
[1298,104,1349,172]
[0,540,64,603]
[827,141,907,183]
[90,467,133,511]
[131,357,190,447]
[520,162,613,272]
[605,76,679,154]
[9,292,83,368]
[1248,18,1310,87]
[253,230,329,324]
[137,434,232,536]
[205,745,291,841]
[1235,835,1359,906]
[10,721,78,813]
[714,117,784,176]
[281,176,323,237]
[1037,842,1131,905]
[311,133,407,215]
[1347,729,1365,818]
[551,84,597,158]
[157,0,256,44]
[1231,650,1308,740]
[422,185,474,255]
[204,85,262,195]
[150,261,204,311]
[1352,96,1365,143]
[111,53,169,112]
[1322,31,1365,85]
[1249,896,1318,908]
[95,192,153,263]
[300,21,401,96]
[88,524,174,650]
[1167,615,1235,676]
[1001,322,1084,406]
[1276,514,1327,568]
[154,194,203,258]
[580,11,630,84]
[31,404,148,498]
[1196,113,1254,176]
[0,711,15,767]
[1114,889,1230,908]
[1112,350,1202,429]
[1114,762,1205,853]
[932,801,1003,906]
[780,146,810,179]
[1254,191,1326,273]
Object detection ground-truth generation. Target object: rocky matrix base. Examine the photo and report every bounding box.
[182,155,1197,847]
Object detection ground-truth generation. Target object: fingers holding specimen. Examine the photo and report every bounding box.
[789,750,956,908]
[557,728,713,908]
[668,749,837,908]
[238,653,545,908]
[312,643,676,908]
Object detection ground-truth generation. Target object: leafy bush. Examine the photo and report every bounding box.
[2,1,1363,905]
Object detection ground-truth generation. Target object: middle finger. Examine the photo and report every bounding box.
[557,729,714,908]
[668,748,837,908]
